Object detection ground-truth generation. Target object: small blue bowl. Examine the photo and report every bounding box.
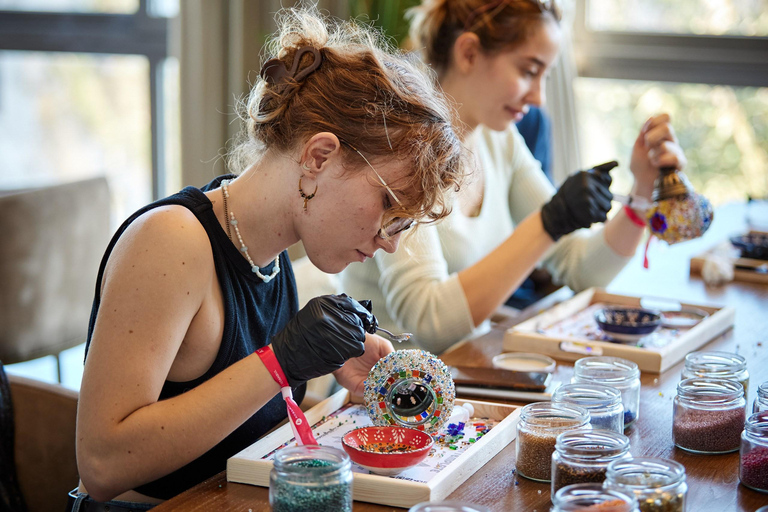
[594,307,661,343]
[730,233,768,261]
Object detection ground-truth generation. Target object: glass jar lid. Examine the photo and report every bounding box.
[684,351,747,379]
[606,457,686,492]
[574,356,640,385]
[273,445,350,477]
[745,411,768,442]
[757,381,768,401]
[552,483,638,511]
[555,429,630,461]
[553,383,622,410]
[676,377,744,408]
[520,402,591,430]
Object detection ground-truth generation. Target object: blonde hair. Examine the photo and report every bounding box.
[407,0,561,74]
[228,3,465,226]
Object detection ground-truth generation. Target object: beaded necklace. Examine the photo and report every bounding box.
[221,179,280,283]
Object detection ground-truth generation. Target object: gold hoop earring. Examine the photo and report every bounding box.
[301,162,311,171]
[299,177,318,212]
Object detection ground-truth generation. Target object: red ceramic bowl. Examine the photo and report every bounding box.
[341,426,434,476]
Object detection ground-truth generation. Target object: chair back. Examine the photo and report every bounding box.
[7,371,79,512]
[0,362,27,512]
[0,177,110,362]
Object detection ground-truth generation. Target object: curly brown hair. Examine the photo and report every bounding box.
[407,0,562,75]
[227,3,466,228]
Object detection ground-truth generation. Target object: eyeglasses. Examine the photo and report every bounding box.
[340,140,416,239]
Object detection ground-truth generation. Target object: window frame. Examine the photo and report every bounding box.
[572,0,768,87]
[0,0,171,199]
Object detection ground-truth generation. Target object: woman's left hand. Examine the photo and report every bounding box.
[629,113,688,198]
[333,334,394,400]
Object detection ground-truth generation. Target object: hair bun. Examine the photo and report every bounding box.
[260,46,322,89]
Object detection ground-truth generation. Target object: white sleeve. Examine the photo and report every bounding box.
[373,225,476,354]
[502,127,632,291]
[542,224,633,292]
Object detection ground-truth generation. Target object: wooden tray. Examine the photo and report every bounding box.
[690,230,768,284]
[502,288,734,374]
[227,389,521,508]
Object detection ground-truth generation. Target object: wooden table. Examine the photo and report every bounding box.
[154,203,768,511]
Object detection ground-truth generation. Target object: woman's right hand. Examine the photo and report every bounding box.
[540,164,614,241]
[270,294,375,387]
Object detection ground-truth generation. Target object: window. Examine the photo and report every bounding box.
[0,1,179,222]
[0,0,178,388]
[572,0,768,205]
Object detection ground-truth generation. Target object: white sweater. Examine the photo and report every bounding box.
[339,125,631,354]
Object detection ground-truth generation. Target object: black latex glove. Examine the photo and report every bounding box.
[540,161,616,241]
[270,294,377,387]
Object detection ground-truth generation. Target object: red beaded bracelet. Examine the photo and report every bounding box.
[624,205,647,228]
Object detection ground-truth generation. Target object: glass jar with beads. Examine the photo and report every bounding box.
[551,428,631,494]
[515,402,590,482]
[573,356,640,428]
[682,350,749,401]
[754,381,768,413]
[604,457,687,512]
[673,377,745,454]
[740,411,768,493]
[553,383,625,433]
[269,445,352,512]
[551,483,639,512]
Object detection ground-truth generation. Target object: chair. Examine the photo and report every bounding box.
[0,177,110,380]
[1,363,79,512]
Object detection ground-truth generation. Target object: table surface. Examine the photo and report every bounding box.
[153,203,768,512]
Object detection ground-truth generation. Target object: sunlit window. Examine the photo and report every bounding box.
[587,0,768,36]
[575,78,768,206]
[0,51,152,221]
[0,0,138,13]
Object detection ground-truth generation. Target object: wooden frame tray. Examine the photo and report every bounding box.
[690,230,768,284]
[227,389,520,508]
[502,287,734,374]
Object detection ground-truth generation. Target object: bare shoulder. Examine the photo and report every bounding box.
[104,205,214,289]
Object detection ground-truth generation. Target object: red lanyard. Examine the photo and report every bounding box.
[255,346,317,445]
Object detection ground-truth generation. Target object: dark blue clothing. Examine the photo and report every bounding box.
[85,175,302,500]
[516,106,553,182]
[507,107,555,309]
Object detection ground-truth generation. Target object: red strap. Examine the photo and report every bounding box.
[643,235,652,269]
[255,346,317,445]
[256,346,290,387]
[624,205,647,228]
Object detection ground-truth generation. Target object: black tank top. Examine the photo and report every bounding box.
[85,175,303,499]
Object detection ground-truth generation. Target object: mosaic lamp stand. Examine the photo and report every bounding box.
[363,349,455,434]
[647,167,713,245]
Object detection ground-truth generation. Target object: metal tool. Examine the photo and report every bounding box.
[375,326,413,343]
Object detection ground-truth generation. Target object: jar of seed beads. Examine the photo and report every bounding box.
[551,483,639,512]
[682,350,749,401]
[604,458,687,512]
[553,383,625,433]
[754,381,768,413]
[673,377,745,454]
[551,429,631,494]
[516,402,590,482]
[573,357,640,428]
[269,445,352,512]
[740,411,768,493]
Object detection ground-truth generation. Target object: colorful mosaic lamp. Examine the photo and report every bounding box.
[646,167,713,245]
[363,349,455,434]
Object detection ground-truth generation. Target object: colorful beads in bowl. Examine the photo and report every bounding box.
[594,307,661,343]
[341,425,434,476]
